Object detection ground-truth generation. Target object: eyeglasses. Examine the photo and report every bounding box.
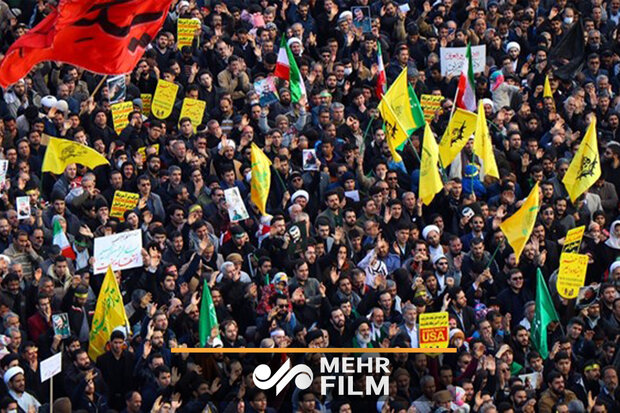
[278,304,288,309]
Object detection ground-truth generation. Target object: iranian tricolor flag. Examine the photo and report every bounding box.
[53,218,76,260]
[376,43,387,98]
[274,35,306,102]
[455,43,476,112]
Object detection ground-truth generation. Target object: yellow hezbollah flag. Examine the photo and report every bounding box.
[378,99,406,162]
[473,101,499,179]
[563,116,601,202]
[499,183,540,264]
[42,137,109,174]
[439,108,477,166]
[419,122,443,205]
[251,143,272,215]
[543,75,553,99]
[383,68,418,141]
[88,266,130,361]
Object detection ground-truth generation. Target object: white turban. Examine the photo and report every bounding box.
[4,366,23,385]
[506,42,520,52]
[422,225,440,241]
[291,190,309,203]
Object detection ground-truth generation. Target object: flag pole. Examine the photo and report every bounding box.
[485,238,505,270]
[90,75,108,99]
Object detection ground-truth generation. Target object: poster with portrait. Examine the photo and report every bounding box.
[52,313,71,338]
[224,187,249,222]
[107,74,126,104]
[303,149,319,171]
[16,196,30,219]
[352,6,371,33]
[254,77,279,106]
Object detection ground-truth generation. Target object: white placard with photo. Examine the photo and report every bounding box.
[224,187,249,223]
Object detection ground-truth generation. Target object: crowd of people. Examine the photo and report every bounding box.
[0,0,620,412]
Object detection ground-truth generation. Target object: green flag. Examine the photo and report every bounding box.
[199,279,220,347]
[408,83,425,130]
[531,269,559,358]
[396,83,425,151]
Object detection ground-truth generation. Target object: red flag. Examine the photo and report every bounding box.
[0,0,173,88]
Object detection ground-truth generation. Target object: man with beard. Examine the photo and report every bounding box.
[0,273,26,324]
[509,386,528,412]
[351,318,375,348]
[289,260,321,308]
[461,237,499,296]
[554,351,588,404]
[582,360,601,397]
[291,283,330,329]
[511,326,531,367]
[335,276,361,309]
[325,307,350,347]
[539,371,578,413]
[447,287,476,336]
[67,285,91,345]
[4,366,40,412]
[259,293,297,337]
[101,170,123,205]
[398,303,419,348]
[597,366,619,411]
[260,215,289,267]
[498,270,533,328]
[96,330,136,410]
[63,349,107,397]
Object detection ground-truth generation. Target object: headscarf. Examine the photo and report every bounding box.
[605,220,620,249]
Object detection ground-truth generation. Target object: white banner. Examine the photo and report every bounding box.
[93,229,143,274]
[440,45,487,77]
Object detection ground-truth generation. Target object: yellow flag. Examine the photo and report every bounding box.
[499,183,540,264]
[88,266,130,361]
[543,75,553,99]
[251,143,272,215]
[152,79,179,120]
[439,108,477,166]
[473,101,499,179]
[382,68,416,144]
[378,99,406,162]
[563,117,601,202]
[419,122,443,205]
[42,137,109,174]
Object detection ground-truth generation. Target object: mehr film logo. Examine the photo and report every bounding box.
[173,311,454,397]
[253,356,391,396]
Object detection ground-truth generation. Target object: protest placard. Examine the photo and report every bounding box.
[557,253,589,299]
[110,191,140,221]
[179,98,206,131]
[107,74,126,104]
[420,94,444,122]
[562,226,585,254]
[224,187,249,222]
[440,45,486,77]
[177,18,201,48]
[16,196,30,219]
[111,101,133,134]
[419,312,449,348]
[152,79,179,120]
[93,230,143,274]
[254,77,279,106]
[140,93,152,116]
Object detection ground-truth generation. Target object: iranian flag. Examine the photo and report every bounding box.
[455,43,476,112]
[53,218,76,260]
[376,43,387,98]
[274,35,306,102]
